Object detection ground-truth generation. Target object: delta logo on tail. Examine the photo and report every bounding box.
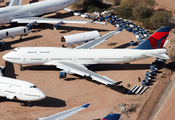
[135,26,171,49]
[101,113,121,120]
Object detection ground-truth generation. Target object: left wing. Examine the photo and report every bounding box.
[43,61,120,85]
[10,17,106,25]
[38,103,90,120]
[8,0,22,7]
[75,28,123,49]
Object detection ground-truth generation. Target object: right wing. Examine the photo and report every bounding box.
[43,61,119,85]
[75,28,123,49]
[38,103,90,120]
[8,0,22,7]
[10,17,106,25]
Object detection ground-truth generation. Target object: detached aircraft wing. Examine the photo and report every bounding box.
[8,0,22,7]
[75,28,123,49]
[38,103,90,120]
[10,17,106,25]
[43,61,119,85]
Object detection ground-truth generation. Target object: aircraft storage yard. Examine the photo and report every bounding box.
[0,0,175,120]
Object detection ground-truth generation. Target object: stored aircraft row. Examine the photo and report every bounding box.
[3,26,171,86]
[0,0,104,48]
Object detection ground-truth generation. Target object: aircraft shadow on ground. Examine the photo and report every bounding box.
[87,63,151,71]
[3,61,17,79]
[64,75,133,94]
[47,12,74,19]
[1,35,42,51]
[0,96,66,108]
[113,43,131,49]
[23,63,151,72]
[165,62,175,71]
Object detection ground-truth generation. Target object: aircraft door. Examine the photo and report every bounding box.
[74,57,77,62]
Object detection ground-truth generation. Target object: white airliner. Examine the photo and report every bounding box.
[38,103,90,120]
[0,66,46,106]
[3,26,171,86]
[0,0,104,29]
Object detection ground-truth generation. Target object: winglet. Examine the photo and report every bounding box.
[102,113,121,120]
[81,103,90,108]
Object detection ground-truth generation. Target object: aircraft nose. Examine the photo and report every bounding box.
[40,92,46,100]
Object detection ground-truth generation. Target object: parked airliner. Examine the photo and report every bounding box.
[3,26,171,86]
[0,0,104,29]
[0,66,46,106]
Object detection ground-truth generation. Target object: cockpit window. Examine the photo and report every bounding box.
[30,85,37,88]
[13,50,17,52]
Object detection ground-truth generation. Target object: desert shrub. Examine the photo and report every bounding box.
[72,0,110,12]
[132,5,152,19]
[114,6,132,19]
[150,11,172,29]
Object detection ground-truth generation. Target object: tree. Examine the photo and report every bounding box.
[114,6,132,19]
[132,4,152,20]
[150,11,171,29]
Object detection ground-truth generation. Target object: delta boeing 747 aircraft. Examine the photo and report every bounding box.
[3,26,171,86]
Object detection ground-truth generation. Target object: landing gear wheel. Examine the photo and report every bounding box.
[20,65,24,71]
[27,102,32,107]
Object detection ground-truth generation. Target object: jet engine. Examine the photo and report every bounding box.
[0,66,6,75]
[26,21,37,30]
[61,30,100,46]
[59,71,67,79]
[0,41,5,48]
[53,22,63,30]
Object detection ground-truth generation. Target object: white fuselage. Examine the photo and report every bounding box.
[0,0,79,24]
[3,47,167,65]
[0,26,31,39]
[0,76,46,101]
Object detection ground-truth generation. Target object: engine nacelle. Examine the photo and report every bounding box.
[59,71,67,79]
[53,22,63,30]
[0,66,6,75]
[26,21,37,30]
[0,41,5,48]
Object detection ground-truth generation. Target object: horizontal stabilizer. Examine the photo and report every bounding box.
[142,53,170,59]
[102,113,121,120]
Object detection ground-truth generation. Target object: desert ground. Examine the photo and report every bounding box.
[0,0,175,120]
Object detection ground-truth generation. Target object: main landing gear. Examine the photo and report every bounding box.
[20,102,33,107]
[20,65,24,71]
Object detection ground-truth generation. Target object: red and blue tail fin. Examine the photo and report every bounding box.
[101,113,121,120]
[135,26,171,49]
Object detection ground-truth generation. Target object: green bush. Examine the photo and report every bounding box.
[114,6,132,19]
[72,0,110,12]
[150,11,172,29]
[132,5,152,19]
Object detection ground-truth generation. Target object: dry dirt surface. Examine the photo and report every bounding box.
[0,0,174,120]
[155,0,175,11]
